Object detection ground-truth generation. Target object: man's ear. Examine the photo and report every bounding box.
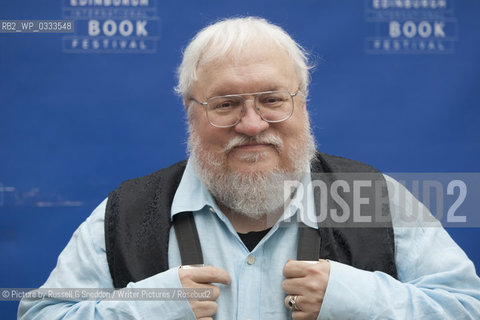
[184,99,196,123]
[301,100,307,110]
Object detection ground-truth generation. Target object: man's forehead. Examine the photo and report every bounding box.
[197,41,293,73]
[195,46,297,97]
[200,74,295,98]
[197,74,297,99]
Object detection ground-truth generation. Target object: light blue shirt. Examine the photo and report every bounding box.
[18,160,480,319]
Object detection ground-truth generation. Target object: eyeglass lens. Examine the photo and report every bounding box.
[205,91,293,127]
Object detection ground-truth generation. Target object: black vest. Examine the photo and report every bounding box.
[105,152,398,288]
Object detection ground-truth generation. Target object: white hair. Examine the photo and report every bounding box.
[175,16,313,100]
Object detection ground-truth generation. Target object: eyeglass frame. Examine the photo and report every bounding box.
[189,89,302,128]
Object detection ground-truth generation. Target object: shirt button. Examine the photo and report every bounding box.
[247,255,255,265]
[209,207,215,213]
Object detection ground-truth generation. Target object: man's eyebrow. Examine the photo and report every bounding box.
[208,85,287,98]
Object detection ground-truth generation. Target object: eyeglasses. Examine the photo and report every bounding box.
[190,89,301,128]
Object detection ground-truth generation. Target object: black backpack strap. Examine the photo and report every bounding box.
[174,211,320,262]
[296,223,321,261]
[173,211,204,265]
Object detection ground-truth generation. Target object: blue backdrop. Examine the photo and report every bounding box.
[1,0,479,318]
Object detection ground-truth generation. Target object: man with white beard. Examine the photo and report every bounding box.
[19,16,480,320]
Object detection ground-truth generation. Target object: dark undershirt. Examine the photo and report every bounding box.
[238,228,272,252]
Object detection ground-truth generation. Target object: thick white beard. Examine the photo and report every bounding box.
[188,126,316,219]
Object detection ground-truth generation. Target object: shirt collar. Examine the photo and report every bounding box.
[171,159,217,218]
[171,158,318,230]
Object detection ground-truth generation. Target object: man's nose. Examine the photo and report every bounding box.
[233,101,269,136]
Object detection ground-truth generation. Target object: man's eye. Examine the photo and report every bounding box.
[261,95,285,104]
[266,97,280,103]
[214,101,233,109]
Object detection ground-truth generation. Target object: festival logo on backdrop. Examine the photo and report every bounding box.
[62,0,160,53]
[364,0,458,54]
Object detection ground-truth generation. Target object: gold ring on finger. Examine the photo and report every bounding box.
[287,295,300,311]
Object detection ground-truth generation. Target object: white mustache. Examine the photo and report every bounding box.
[223,133,283,153]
